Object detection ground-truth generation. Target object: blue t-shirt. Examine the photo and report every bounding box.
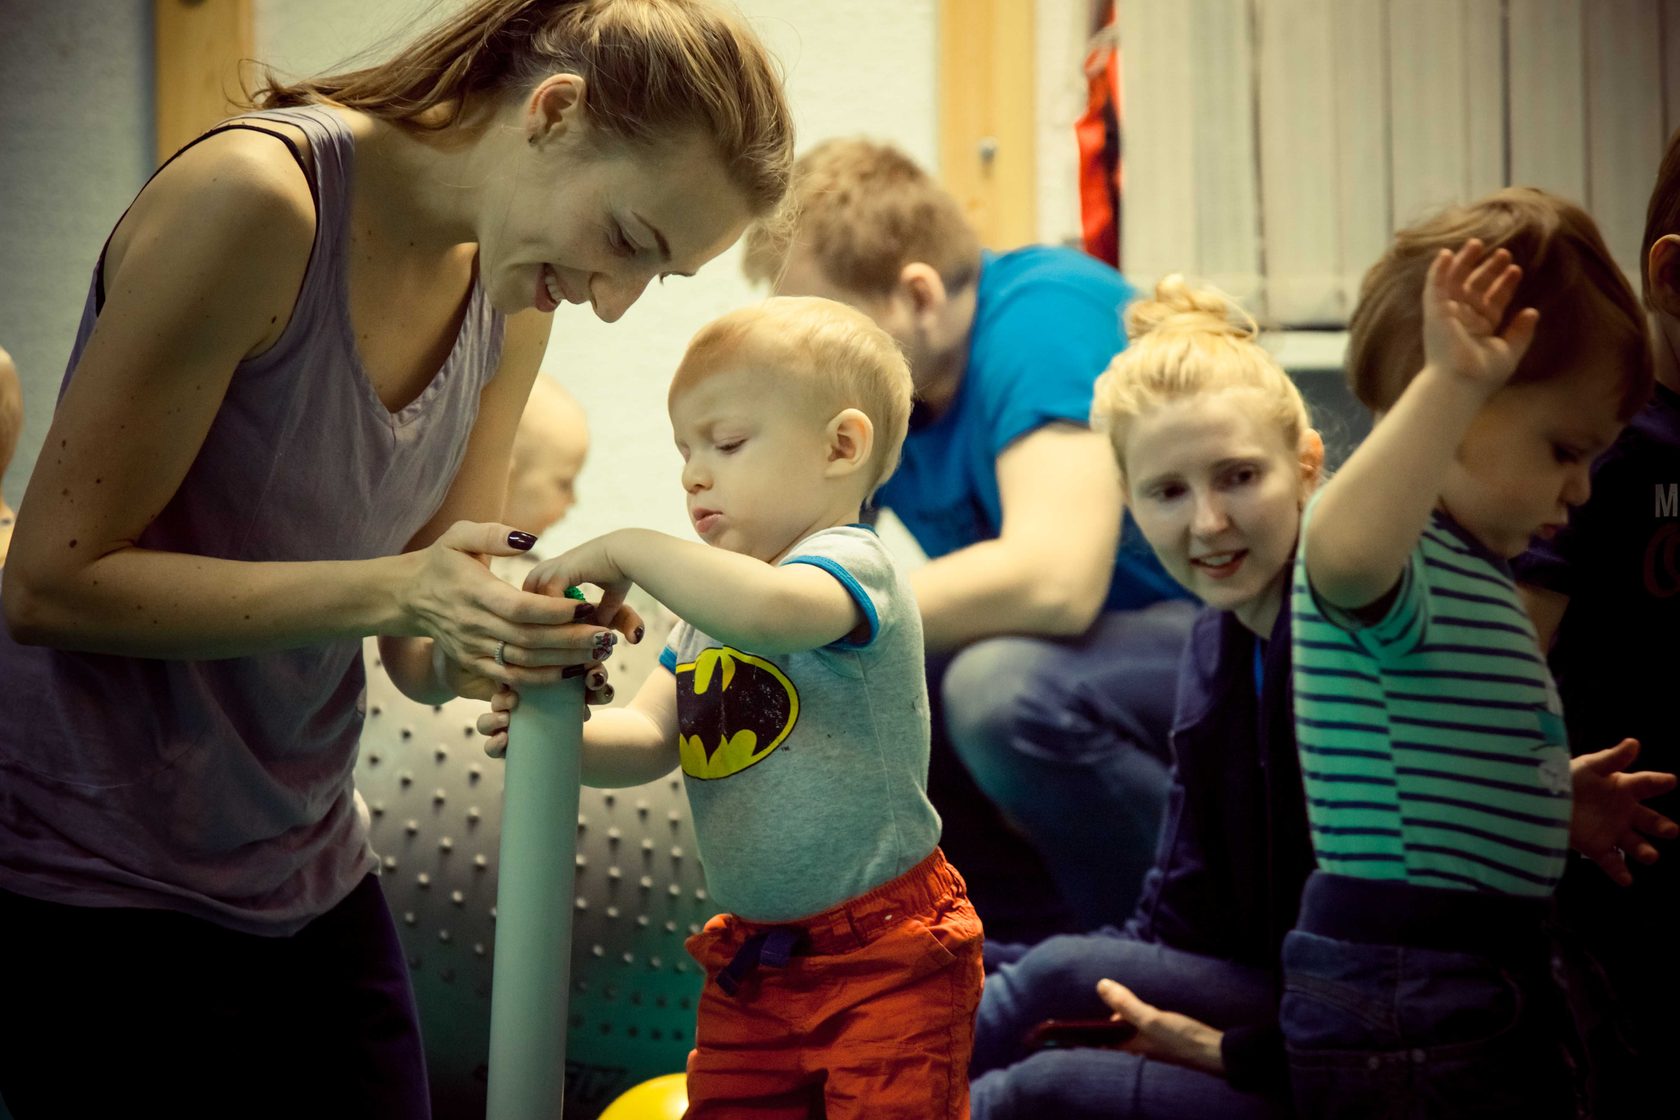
[875,245,1188,612]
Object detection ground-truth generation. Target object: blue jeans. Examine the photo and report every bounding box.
[941,600,1196,931]
[1280,873,1578,1120]
[970,930,1289,1120]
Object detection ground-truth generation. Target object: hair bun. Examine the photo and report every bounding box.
[1124,274,1258,343]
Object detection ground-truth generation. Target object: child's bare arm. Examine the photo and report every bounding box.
[578,668,682,787]
[527,529,862,654]
[1518,583,1570,652]
[1306,241,1540,610]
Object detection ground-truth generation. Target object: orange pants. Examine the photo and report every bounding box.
[683,848,984,1120]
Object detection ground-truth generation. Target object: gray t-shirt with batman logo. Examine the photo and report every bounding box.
[658,525,941,922]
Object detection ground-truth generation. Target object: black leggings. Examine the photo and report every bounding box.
[0,874,430,1118]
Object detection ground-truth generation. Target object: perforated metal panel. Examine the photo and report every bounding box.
[356,598,706,1120]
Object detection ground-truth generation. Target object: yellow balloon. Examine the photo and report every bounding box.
[597,1072,689,1120]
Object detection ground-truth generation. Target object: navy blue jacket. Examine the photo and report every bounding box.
[1124,602,1316,1089]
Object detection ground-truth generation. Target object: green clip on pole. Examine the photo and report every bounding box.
[487,669,586,1117]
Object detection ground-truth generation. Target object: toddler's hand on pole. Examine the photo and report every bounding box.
[524,532,643,641]
[477,665,617,759]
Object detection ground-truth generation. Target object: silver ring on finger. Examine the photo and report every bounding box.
[495,640,508,668]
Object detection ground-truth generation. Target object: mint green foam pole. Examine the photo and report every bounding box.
[487,677,584,1119]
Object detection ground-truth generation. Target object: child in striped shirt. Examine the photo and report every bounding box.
[1286,189,1657,1118]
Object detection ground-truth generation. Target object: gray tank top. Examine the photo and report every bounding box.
[0,105,504,935]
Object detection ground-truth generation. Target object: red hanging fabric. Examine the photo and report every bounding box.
[1076,1,1122,267]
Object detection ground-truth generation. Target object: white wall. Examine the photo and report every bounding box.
[0,0,154,515]
[254,0,939,555]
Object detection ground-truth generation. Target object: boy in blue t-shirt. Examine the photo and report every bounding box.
[487,297,983,1119]
[745,138,1195,936]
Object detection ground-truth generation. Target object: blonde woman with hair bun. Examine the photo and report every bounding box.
[0,1,793,1112]
[970,276,1325,1120]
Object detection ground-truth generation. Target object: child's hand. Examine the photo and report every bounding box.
[1422,238,1540,392]
[1569,738,1680,885]
[523,533,646,646]
[476,669,618,758]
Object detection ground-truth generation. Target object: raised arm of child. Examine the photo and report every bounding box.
[525,528,866,655]
[1306,240,1540,609]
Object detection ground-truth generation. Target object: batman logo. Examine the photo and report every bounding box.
[674,647,800,780]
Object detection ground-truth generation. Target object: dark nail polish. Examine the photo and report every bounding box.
[587,671,607,689]
[508,530,537,551]
[633,625,645,644]
[597,685,616,704]
[572,603,596,623]
[561,664,588,679]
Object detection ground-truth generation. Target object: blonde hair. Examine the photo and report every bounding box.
[742,138,980,297]
[252,0,794,215]
[675,297,913,490]
[0,347,20,484]
[1349,187,1652,417]
[1092,276,1311,486]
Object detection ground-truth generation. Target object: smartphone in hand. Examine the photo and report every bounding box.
[1023,1017,1140,1052]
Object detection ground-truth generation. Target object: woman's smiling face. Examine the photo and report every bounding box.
[1124,388,1320,635]
[482,93,754,322]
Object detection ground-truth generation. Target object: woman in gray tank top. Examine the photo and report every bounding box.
[0,1,792,1114]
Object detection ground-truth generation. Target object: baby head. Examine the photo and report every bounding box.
[669,296,912,562]
[504,375,590,536]
[1350,188,1652,556]
[1092,277,1321,634]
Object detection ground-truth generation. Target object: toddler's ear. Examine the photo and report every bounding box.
[1648,234,1680,316]
[825,408,875,477]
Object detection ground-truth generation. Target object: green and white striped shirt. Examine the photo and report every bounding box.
[1291,497,1572,896]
